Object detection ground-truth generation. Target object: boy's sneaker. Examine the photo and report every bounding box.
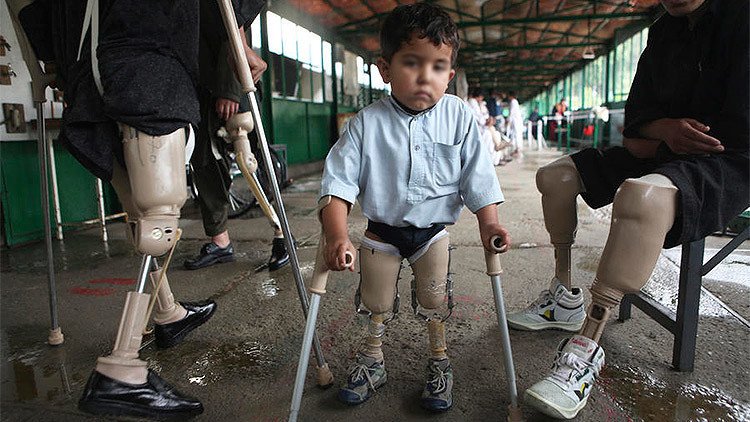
[421,358,453,412]
[524,335,605,420]
[506,279,585,331]
[338,354,387,405]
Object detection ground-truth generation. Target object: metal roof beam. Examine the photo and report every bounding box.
[463,41,604,52]
[456,11,651,27]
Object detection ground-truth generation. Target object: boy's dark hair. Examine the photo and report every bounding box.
[380,2,460,65]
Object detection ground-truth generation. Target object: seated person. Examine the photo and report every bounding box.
[509,0,749,418]
[318,3,510,412]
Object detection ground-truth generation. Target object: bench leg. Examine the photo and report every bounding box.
[618,294,633,322]
[673,239,704,372]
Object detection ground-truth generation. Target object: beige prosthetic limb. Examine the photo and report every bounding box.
[221,112,282,235]
[410,235,451,361]
[581,174,678,342]
[358,243,402,362]
[96,127,189,384]
[536,156,584,288]
[149,264,186,325]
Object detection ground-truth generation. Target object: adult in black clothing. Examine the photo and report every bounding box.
[15,0,266,419]
[517,0,749,418]
[184,10,290,272]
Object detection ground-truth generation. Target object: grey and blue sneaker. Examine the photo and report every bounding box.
[338,354,387,405]
[421,358,453,412]
[524,335,605,419]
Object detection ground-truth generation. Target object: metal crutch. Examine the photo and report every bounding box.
[7,0,64,346]
[485,236,523,422]
[216,0,333,386]
[289,236,353,422]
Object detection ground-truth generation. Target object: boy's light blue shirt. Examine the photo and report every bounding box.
[320,94,504,228]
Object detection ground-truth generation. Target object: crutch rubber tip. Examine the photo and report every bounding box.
[316,363,334,388]
[48,327,64,346]
[507,404,523,422]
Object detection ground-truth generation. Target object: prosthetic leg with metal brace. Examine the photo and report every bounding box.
[7,0,64,346]
[216,0,333,387]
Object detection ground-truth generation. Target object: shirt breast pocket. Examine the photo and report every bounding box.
[432,142,461,187]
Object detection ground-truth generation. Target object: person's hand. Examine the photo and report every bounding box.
[479,222,511,253]
[642,118,724,155]
[324,236,357,272]
[245,46,267,83]
[215,98,239,121]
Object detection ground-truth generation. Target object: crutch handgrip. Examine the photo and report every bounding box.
[485,235,505,276]
[216,0,256,93]
[310,236,353,295]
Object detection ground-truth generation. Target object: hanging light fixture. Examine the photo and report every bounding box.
[582,18,595,60]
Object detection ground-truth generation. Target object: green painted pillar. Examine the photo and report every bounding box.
[259,10,274,141]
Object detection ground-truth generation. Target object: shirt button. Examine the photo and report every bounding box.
[414,145,420,151]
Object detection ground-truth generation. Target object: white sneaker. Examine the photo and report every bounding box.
[506,279,585,331]
[524,335,605,420]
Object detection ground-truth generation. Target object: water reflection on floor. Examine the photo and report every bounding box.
[601,364,750,421]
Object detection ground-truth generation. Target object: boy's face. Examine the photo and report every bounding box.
[377,35,456,111]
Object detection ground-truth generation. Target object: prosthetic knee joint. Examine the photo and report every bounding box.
[583,176,678,342]
[121,125,187,257]
[222,111,257,174]
[536,156,583,286]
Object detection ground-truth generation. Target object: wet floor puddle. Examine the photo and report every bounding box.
[1,347,84,404]
[600,364,750,421]
[146,341,278,387]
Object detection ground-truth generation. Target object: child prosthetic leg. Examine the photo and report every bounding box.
[507,156,586,331]
[79,127,215,419]
[336,238,402,406]
[524,174,678,420]
[221,113,289,269]
[409,234,454,412]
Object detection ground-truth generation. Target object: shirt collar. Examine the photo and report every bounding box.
[388,95,442,118]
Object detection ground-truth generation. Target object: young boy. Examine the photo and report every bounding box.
[318,2,511,412]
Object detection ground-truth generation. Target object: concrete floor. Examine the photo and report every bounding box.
[1,149,749,421]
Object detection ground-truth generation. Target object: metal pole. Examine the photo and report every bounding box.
[36,102,64,346]
[96,179,108,242]
[47,137,64,240]
[289,293,321,422]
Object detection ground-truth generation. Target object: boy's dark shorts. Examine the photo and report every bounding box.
[571,147,749,248]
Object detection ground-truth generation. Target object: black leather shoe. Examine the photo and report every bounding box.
[78,369,203,420]
[154,300,217,349]
[183,242,234,270]
[268,237,290,271]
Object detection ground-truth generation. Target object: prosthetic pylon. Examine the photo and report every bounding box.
[485,236,522,422]
[216,0,333,387]
[289,235,353,422]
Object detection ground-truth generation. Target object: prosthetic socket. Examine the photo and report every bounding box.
[581,175,677,342]
[536,156,583,288]
[121,125,187,257]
